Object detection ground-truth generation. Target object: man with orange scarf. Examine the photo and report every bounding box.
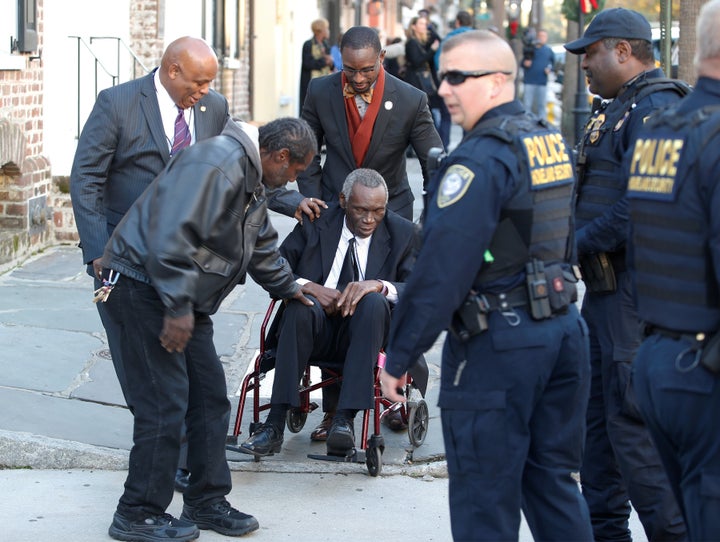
[297,25,442,222]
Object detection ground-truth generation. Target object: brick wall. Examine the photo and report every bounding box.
[129,0,165,75]
[0,0,55,271]
[0,0,254,272]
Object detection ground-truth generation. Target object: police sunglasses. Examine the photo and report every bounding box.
[439,69,512,86]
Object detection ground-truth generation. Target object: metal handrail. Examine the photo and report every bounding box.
[69,35,118,138]
[90,36,151,80]
[70,35,151,139]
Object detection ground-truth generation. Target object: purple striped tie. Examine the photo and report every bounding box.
[171,107,191,156]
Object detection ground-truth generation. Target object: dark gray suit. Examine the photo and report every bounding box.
[70,70,228,409]
[71,70,229,268]
[269,204,417,410]
[291,70,442,220]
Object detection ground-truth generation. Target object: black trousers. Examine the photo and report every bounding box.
[270,292,390,411]
[105,276,231,518]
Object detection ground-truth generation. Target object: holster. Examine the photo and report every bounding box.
[578,252,617,293]
[450,293,489,342]
[701,331,720,374]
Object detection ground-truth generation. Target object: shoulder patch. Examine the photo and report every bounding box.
[437,164,474,208]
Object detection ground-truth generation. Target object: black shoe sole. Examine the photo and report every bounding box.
[183,517,259,537]
[237,440,282,457]
[108,525,199,542]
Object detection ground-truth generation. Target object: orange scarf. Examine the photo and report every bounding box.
[343,66,385,167]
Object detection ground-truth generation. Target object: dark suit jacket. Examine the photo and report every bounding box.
[279,204,417,294]
[70,69,229,268]
[296,71,442,215]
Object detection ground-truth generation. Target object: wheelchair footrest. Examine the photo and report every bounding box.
[307,449,366,464]
[225,444,261,461]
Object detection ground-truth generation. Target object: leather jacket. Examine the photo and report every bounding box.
[103,120,299,317]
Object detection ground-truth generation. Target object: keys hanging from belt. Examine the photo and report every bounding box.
[93,270,119,303]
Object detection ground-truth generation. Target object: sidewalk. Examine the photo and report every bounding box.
[0,212,446,473]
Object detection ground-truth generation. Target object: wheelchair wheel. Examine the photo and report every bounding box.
[286,408,307,433]
[366,445,383,477]
[408,399,429,447]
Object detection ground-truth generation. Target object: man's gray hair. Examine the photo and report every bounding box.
[696,0,720,64]
[341,168,388,203]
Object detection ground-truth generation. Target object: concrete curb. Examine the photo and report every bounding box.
[0,429,129,470]
[0,429,448,478]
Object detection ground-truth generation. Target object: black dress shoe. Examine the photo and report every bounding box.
[238,424,283,457]
[326,417,355,456]
[310,412,334,442]
[174,468,190,493]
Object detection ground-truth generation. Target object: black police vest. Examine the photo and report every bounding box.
[469,114,576,284]
[627,104,720,332]
[576,78,691,231]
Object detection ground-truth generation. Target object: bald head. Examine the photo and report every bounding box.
[443,30,517,81]
[159,37,219,109]
[438,31,517,131]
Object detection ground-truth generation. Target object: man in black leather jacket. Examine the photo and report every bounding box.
[99,117,316,542]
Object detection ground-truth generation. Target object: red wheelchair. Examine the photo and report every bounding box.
[226,298,429,476]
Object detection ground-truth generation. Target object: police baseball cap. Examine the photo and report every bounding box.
[564,8,652,54]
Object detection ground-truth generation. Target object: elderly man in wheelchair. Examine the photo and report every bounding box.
[238,168,420,458]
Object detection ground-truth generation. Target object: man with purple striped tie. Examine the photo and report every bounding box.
[70,34,229,507]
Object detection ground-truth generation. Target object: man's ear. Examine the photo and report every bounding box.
[168,63,180,79]
[339,192,347,209]
[615,40,633,63]
[276,148,290,162]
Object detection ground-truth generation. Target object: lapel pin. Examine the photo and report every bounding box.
[384,101,393,110]
[200,106,206,112]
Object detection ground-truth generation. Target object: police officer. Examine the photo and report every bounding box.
[564,8,688,541]
[380,30,593,541]
[628,1,720,539]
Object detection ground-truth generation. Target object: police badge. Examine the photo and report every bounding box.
[437,164,475,208]
[586,113,606,144]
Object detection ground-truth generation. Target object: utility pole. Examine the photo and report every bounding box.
[572,9,590,143]
[355,0,363,27]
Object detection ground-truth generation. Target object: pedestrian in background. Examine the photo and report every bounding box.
[405,15,450,150]
[564,8,688,541]
[299,18,334,112]
[521,29,554,121]
[381,30,593,541]
[628,0,720,539]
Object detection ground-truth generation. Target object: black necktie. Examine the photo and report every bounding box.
[337,237,359,290]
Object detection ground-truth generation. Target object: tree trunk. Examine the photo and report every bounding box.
[678,0,703,85]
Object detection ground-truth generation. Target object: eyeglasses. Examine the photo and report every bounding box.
[438,70,512,86]
[342,55,381,77]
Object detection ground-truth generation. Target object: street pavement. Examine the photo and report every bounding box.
[0,137,647,540]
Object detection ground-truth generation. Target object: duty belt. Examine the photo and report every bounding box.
[478,286,529,312]
[643,323,707,344]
